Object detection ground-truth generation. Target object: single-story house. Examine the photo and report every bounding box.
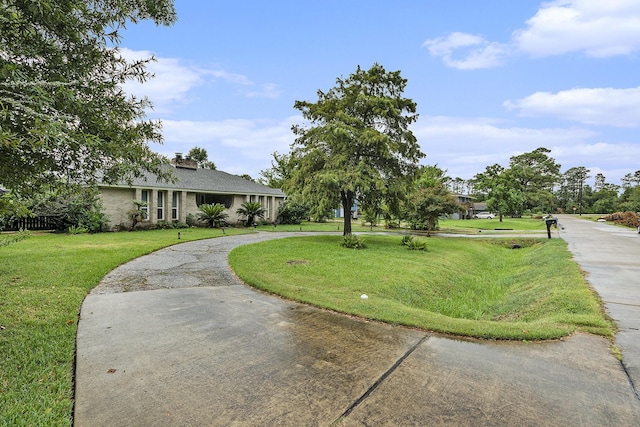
[98,154,286,230]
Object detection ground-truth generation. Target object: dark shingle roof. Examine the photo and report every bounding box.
[105,166,285,197]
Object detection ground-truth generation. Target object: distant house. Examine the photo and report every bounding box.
[473,202,488,215]
[450,194,473,220]
[97,154,285,230]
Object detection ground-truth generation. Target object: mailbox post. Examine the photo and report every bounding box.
[545,217,558,239]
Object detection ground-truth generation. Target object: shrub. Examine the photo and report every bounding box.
[67,225,89,234]
[236,201,265,226]
[341,234,367,249]
[276,201,310,224]
[406,238,427,251]
[32,187,107,232]
[198,203,229,228]
[400,235,414,246]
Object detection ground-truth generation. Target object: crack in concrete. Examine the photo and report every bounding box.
[331,334,430,425]
[620,360,640,402]
[605,300,640,308]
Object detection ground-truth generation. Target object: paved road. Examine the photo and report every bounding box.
[74,228,640,426]
[557,214,640,395]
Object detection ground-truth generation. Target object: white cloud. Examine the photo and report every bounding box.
[424,1,640,68]
[119,48,281,113]
[504,86,640,127]
[158,116,302,177]
[412,115,598,178]
[245,83,282,99]
[411,115,640,184]
[120,48,203,112]
[422,32,510,70]
[514,0,640,57]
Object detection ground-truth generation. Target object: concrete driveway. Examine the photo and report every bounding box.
[74,228,640,426]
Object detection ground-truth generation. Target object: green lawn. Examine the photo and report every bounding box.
[0,224,614,426]
[0,227,249,427]
[255,217,549,234]
[439,217,549,232]
[230,234,613,341]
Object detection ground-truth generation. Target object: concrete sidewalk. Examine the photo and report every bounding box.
[74,230,640,426]
[557,214,640,396]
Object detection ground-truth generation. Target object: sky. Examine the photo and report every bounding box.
[120,0,640,186]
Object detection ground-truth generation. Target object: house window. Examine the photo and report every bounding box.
[141,190,149,219]
[196,194,233,208]
[157,191,164,220]
[171,192,179,220]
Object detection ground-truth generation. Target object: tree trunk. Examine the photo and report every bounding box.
[341,190,353,236]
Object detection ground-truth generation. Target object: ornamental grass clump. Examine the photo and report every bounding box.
[400,234,426,250]
[341,234,367,249]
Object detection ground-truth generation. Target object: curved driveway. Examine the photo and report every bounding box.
[75,227,640,426]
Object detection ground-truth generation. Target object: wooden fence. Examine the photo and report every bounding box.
[3,216,57,231]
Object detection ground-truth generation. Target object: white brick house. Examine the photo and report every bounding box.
[97,155,285,230]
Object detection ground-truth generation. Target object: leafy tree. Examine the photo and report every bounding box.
[236,174,254,182]
[0,190,30,230]
[31,187,107,232]
[187,147,217,170]
[558,166,590,214]
[259,152,294,188]
[449,177,466,194]
[287,63,424,236]
[620,186,640,212]
[197,203,228,228]
[406,182,460,236]
[276,200,309,224]
[594,173,607,192]
[0,0,177,194]
[487,172,527,219]
[236,201,265,226]
[508,147,561,212]
[473,165,525,220]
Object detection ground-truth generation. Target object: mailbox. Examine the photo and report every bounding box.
[545,217,558,239]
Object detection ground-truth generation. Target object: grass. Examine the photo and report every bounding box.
[0,227,250,427]
[255,219,382,233]
[229,234,613,341]
[0,220,614,425]
[256,217,550,234]
[438,217,548,233]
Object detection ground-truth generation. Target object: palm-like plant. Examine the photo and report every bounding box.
[236,201,265,226]
[197,203,228,228]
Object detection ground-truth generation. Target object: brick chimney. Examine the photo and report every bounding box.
[171,153,198,170]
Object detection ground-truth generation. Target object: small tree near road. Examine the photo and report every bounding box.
[406,182,461,236]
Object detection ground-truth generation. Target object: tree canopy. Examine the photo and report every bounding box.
[508,147,560,212]
[286,63,424,235]
[405,166,461,235]
[187,147,216,170]
[0,0,177,194]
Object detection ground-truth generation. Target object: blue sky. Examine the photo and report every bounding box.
[121,0,640,186]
